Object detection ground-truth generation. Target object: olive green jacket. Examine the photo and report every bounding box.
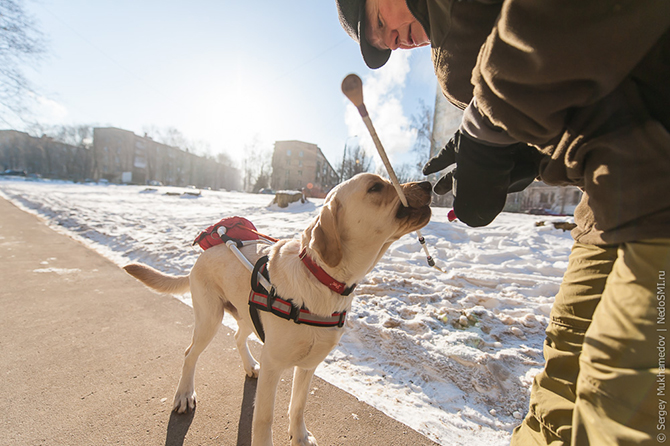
[408,0,670,244]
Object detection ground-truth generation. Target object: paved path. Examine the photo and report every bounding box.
[0,197,439,446]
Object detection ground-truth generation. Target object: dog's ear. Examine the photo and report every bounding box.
[309,198,342,268]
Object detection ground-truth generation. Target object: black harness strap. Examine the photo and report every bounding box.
[248,256,348,345]
[249,255,270,342]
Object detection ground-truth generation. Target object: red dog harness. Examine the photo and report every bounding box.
[249,255,349,342]
[193,217,352,343]
[193,216,277,249]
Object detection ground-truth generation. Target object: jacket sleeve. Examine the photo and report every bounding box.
[471,0,670,145]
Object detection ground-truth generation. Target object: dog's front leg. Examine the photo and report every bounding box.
[251,356,283,446]
[288,367,318,446]
[235,320,260,378]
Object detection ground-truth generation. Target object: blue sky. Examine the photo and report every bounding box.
[16,0,438,169]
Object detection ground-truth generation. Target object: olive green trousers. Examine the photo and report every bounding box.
[511,239,670,445]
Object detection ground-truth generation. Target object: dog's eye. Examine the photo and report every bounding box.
[368,182,384,193]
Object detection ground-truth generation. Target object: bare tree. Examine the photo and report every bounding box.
[142,125,223,159]
[408,99,434,177]
[339,141,372,182]
[394,162,423,183]
[45,124,94,181]
[0,0,46,124]
[50,124,94,149]
[143,125,189,148]
[242,136,272,192]
[252,169,271,193]
[216,152,233,166]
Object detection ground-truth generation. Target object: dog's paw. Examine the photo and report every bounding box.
[173,390,197,413]
[245,361,260,379]
[290,431,318,446]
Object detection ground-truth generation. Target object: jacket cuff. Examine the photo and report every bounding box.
[459,99,519,147]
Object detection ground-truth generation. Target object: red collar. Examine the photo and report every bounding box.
[299,248,356,296]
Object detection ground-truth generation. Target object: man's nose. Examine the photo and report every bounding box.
[385,30,400,50]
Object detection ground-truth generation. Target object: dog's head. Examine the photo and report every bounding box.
[301,173,431,278]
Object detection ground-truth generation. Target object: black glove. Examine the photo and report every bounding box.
[423,131,542,227]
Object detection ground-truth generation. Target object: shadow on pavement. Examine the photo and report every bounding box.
[165,407,196,446]
[162,376,257,446]
[236,376,258,446]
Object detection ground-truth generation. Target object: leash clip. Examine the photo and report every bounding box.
[337,311,347,328]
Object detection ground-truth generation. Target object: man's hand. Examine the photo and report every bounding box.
[423,131,542,227]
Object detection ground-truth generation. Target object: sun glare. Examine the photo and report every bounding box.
[191,73,276,162]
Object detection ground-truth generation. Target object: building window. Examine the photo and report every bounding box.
[299,151,304,157]
[134,155,147,168]
[286,149,291,156]
[298,160,303,167]
[286,159,291,166]
[298,170,302,176]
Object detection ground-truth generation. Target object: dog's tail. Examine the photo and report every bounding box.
[123,263,190,294]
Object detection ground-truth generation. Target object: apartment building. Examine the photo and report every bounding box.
[270,140,339,198]
[0,130,91,180]
[92,128,239,190]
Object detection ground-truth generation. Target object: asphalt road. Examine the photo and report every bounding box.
[0,197,439,446]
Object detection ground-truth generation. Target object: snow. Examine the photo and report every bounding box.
[0,177,576,445]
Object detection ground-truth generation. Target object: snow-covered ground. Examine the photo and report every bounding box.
[0,177,575,445]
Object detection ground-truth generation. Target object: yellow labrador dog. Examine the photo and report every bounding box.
[123,173,431,446]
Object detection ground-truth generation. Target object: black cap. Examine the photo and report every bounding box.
[336,0,391,69]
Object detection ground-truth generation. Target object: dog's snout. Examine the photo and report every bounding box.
[398,180,433,211]
[418,181,432,192]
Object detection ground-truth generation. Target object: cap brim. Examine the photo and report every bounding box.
[361,36,391,69]
[357,1,391,69]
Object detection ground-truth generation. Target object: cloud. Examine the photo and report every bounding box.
[0,93,69,131]
[34,94,69,122]
[344,51,417,166]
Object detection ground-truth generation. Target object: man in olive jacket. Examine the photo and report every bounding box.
[338,0,670,444]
